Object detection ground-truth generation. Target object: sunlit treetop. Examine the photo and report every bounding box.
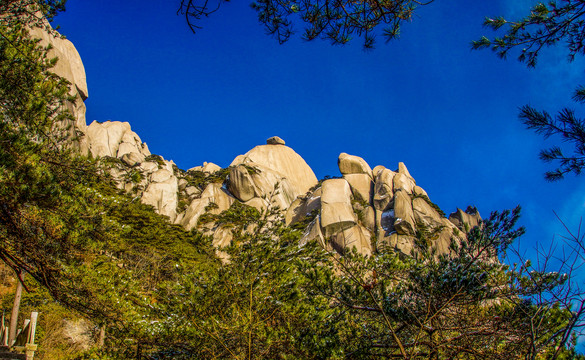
[178,0,435,49]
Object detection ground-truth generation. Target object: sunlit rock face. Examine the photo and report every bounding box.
[42,22,481,257]
[28,20,89,153]
[230,140,319,197]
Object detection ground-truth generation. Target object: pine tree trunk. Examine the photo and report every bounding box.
[8,269,24,346]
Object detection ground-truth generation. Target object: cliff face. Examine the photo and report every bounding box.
[35,24,481,256]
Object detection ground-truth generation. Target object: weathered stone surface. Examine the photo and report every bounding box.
[393,190,415,236]
[185,186,201,198]
[398,162,412,178]
[179,183,235,231]
[449,206,482,231]
[230,144,317,197]
[202,162,222,173]
[432,219,462,255]
[395,234,416,255]
[140,161,159,173]
[285,188,322,225]
[28,22,88,100]
[338,153,373,177]
[117,142,140,158]
[150,169,172,183]
[120,152,144,167]
[362,206,376,232]
[412,197,443,229]
[213,226,233,248]
[331,224,372,256]
[344,173,374,204]
[300,216,327,250]
[244,197,269,211]
[413,185,428,197]
[372,165,385,178]
[141,173,178,222]
[228,165,256,202]
[378,208,395,235]
[320,179,356,237]
[86,121,143,158]
[393,172,415,194]
[377,233,415,255]
[373,168,396,211]
[266,136,285,145]
[178,178,188,191]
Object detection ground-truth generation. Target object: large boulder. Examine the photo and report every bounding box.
[230,143,317,198]
[344,173,374,204]
[331,224,372,256]
[28,21,88,100]
[393,173,415,194]
[266,136,285,145]
[28,21,90,153]
[179,183,235,231]
[320,179,356,237]
[393,190,416,236]
[338,153,373,177]
[227,165,257,202]
[412,197,443,229]
[141,170,179,222]
[449,206,482,231]
[227,163,297,210]
[286,188,322,225]
[86,120,151,161]
[373,168,396,211]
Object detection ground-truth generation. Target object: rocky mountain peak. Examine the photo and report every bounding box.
[33,24,481,258]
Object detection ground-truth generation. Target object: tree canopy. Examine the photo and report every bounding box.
[178,0,435,49]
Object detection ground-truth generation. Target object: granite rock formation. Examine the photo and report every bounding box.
[34,23,483,256]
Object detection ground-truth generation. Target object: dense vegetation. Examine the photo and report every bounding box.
[2,1,585,359]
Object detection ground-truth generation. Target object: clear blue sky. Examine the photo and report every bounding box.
[55,1,584,256]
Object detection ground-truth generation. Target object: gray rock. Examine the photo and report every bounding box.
[266,136,285,145]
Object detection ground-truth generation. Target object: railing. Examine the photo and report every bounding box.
[0,312,38,360]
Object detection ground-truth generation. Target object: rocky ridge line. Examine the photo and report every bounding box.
[34,24,482,256]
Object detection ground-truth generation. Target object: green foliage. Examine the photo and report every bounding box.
[144,154,165,168]
[289,208,319,232]
[473,1,585,67]
[178,0,431,49]
[182,167,230,191]
[146,206,341,359]
[519,103,585,181]
[411,193,445,217]
[474,0,585,181]
[301,207,581,359]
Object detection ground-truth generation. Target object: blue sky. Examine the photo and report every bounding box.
[55,1,584,254]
